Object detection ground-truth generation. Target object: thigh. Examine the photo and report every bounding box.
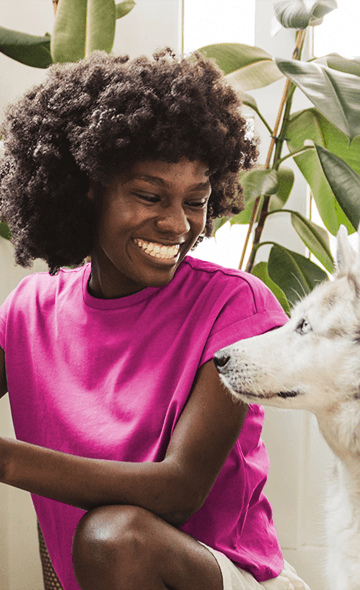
[201,545,311,590]
[72,505,223,590]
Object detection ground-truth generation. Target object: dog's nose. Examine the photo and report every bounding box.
[213,351,231,373]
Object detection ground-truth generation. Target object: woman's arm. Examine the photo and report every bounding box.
[0,360,247,527]
[0,347,8,398]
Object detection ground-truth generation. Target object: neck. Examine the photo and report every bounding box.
[316,403,360,462]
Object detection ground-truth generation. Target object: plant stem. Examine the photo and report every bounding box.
[238,28,306,272]
[276,144,314,166]
[53,0,59,16]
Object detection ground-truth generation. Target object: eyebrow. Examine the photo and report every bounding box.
[132,174,211,191]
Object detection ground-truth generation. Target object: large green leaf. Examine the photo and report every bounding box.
[51,0,116,63]
[230,197,263,226]
[242,93,273,134]
[0,222,11,241]
[229,168,293,226]
[252,261,291,314]
[198,43,283,90]
[275,58,360,141]
[0,26,52,68]
[290,211,334,272]
[268,244,328,307]
[240,169,279,203]
[274,0,337,29]
[286,107,359,234]
[324,54,360,78]
[116,0,136,19]
[314,144,360,231]
[269,167,294,211]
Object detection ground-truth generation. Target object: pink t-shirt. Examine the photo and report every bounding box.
[0,256,287,588]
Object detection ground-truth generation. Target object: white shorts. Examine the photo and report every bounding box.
[200,543,312,590]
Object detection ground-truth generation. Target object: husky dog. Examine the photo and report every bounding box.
[214,226,360,590]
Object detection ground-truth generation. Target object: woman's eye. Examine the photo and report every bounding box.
[187,200,208,209]
[134,193,160,203]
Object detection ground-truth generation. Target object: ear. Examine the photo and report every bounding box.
[335,225,357,276]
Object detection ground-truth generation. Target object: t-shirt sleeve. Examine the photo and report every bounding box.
[0,290,13,351]
[200,274,288,367]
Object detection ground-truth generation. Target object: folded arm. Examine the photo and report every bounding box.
[0,347,7,399]
[0,358,248,527]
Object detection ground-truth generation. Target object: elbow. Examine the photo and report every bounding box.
[158,479,208,528]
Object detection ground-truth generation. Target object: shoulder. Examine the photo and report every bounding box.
[1,265,86,313]
[177,256,280,314]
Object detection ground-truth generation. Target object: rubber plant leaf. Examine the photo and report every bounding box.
[275,58,360,141]
[314,144,360,231]
[230,169,280,226]
[252,261,291,315]
[198,43,283,91]
[240,169,279,203]
[286,107,359,234]
[0,26,52,68]
[269,167,294,211]
[0,222,11,241]
[116,0,136,19]
[230,197,264,225]
[274,0,337,29]
[324,54,360,78]
[290,211,334,272]
[51,0,116,63]
[268,244,328,307]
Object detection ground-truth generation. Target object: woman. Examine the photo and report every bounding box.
[0,49,310,590]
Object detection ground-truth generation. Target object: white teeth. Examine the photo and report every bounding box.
[134,239,180,260]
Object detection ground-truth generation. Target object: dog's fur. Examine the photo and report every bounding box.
[214,226,360,590]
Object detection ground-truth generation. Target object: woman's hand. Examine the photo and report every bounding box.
[1,360,247,527]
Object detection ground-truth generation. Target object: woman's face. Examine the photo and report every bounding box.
[88,157,211,298]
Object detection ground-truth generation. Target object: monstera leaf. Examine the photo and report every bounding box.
[274,0,337,29]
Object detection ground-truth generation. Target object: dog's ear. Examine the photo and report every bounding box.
[335,225,360,297]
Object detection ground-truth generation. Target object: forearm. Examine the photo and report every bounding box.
[0,437,199,526]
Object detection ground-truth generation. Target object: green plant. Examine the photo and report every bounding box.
[0,0,135,66]
[197,0,360,314]
[0,0,135,240]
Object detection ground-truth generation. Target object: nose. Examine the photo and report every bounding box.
[213,351,231,373]
[156,204,191,235]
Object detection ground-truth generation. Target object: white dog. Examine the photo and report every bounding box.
[214,226,360,590]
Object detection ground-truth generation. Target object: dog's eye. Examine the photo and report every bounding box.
[296,318,312,334]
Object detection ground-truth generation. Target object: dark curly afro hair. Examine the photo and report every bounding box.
[0,48,258,275]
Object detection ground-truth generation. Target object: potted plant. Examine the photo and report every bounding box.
[197,0,360,313]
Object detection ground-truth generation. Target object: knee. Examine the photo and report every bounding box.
[72,505,155,586]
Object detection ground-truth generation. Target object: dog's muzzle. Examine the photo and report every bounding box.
[213,351,231,374]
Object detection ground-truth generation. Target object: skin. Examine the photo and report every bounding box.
[0,157,249,589]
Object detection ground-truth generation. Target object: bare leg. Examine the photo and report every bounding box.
[72,505,223,590]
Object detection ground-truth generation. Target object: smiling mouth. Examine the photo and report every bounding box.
[133,238,181,260]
